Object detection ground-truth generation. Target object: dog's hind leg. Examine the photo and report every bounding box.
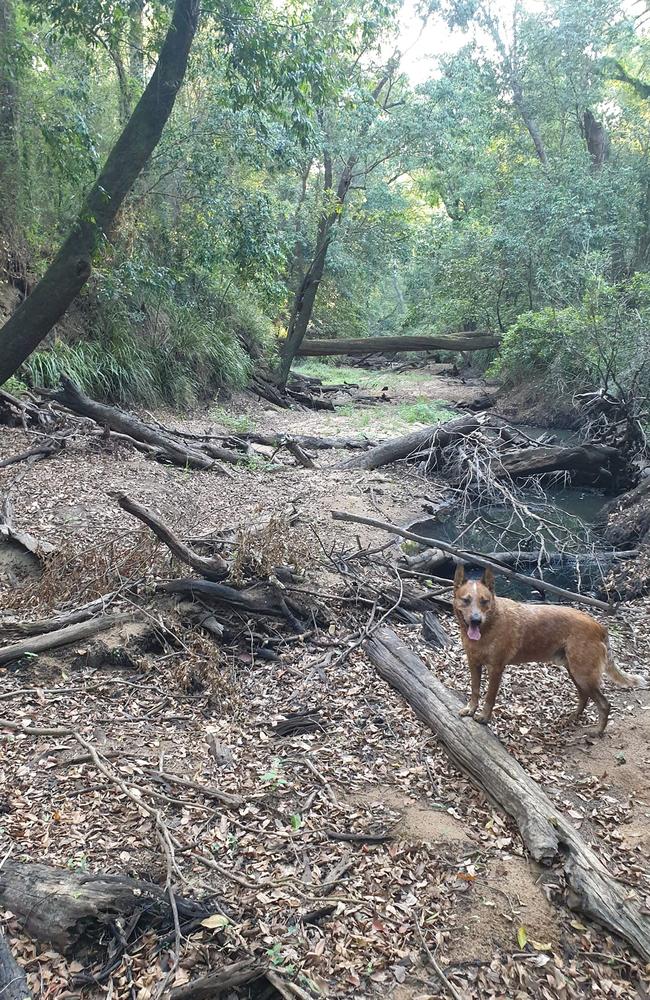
[566,642,610,735]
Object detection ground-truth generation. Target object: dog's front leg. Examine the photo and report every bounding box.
[460,661,482,718]
[475,663,504,725]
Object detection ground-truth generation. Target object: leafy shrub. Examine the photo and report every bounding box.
[490,274,650,397]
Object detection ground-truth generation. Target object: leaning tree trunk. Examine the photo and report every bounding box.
[276,155,355,387]
[0,0,200,386]
[366,628,650,962]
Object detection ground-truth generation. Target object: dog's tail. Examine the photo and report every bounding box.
[604,641,648,689]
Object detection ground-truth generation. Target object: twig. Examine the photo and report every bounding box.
[414,912,463,1000]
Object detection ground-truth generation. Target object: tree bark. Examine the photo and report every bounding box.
[277,154,356,386]
[0,0,200,386]
[0,861,210,954]
[0,0,18,233]
[341,415,480,471]
[0,930,31,1000]
[296,334,500,357]
[366,627,650,962]
[47,375,228,469]
[0,613,134,665]
[116,493,229,579]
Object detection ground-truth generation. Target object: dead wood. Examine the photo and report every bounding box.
[239,430,374,450]
[326,830,394,844]
[365,628,650,962]
[0,861,210,955]
[45,376,215,468]
[404,546,639,576]
[0,612,135,666]
[0,593,118,638]
[332,509,613,612]
[116,494,229,580]
[282,438,317,468]
[341,416,479,471]
[169,960,268,1000]
[145,769,243,807]
[0,440,62,469]
[296,334,501,356]
[0,498,56,560]
[499,441,622,487]
[157,578,311,623]
[0,929,31,1000]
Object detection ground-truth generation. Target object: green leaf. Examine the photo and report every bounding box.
[290,813,302,830]
[517,925,528,949]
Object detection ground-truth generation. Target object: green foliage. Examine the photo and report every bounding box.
[490,274,650,397]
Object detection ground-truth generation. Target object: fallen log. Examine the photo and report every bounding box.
[0,499,56,560]
[116,494,229,580]
[366,627,650,962]
[0,593,119,638]
[341,415,479,472]
[331,510,612,612]
[0,861,210,954]
[236,431,375,451]
[157,578,311,623]
[296,334,501,357]
[500,441,623,487]
[403,546,639,576]
[169,960,268,1000]
[0,612,135,666]
[43,376,245,469]
[0,930,31,1000]
[0,441,62,469]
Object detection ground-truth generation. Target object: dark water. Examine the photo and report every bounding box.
[410,423,616,600]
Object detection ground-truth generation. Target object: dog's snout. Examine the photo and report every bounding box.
[470,613,483,625]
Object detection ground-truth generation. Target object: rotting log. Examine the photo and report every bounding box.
[0,861,210,954]
[341,416,479,472]
[0,594,118,638]
[0,929,31,1000]
[157,578,311,624]
[116,494,229,579]
[500,442,622,487]
[0,499,56,560]
[366,628,650,961]
[169,960,268,1000]
[332,509,613,612]
[403,546,639,576]
[0,613,135,666]
[296,334,500,357]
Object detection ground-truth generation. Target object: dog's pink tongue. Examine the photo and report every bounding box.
[467,624,481,641]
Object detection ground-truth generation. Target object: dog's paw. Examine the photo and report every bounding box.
[474,712,491,725]
[459,704,477,718]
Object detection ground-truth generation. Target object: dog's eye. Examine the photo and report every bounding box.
[461,597,471,605]
[480,598,490,607]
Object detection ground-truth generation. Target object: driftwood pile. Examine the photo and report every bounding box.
[342,413,634,490]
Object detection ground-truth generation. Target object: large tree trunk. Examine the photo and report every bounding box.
[296,333,500,357]
[366,628,650,962]
[0,0,199,386]
[0,0,18,233]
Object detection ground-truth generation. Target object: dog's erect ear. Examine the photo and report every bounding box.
[453,562,466,590]
[481,567,495,592]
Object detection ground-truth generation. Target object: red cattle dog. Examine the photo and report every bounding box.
[453,563,645,733]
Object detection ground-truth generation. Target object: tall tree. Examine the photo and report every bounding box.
[0,0,199,386]
[0,0,18,232]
